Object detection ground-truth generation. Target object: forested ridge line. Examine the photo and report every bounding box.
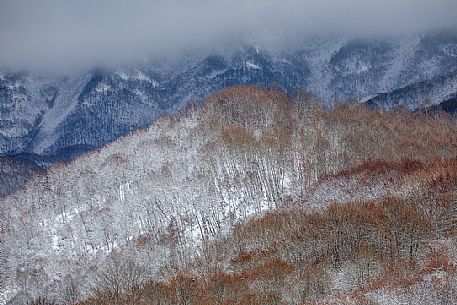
[2,86,457,305]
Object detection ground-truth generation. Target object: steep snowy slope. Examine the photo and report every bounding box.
[365,70,457,110]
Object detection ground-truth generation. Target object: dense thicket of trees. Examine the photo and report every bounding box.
[1,86,457,304]
[0,157,39,197]
[78,159,457,304]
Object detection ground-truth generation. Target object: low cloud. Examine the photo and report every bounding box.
[1,0,456,70]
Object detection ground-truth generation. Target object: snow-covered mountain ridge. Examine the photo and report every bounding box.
[1,31,457,158]
[365,69,457,110]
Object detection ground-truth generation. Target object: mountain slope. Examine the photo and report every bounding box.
[365,70,457,110]
[1,31,457,158]
[2,86,457,304]
[0,157,40,197]
[82,159,457,305]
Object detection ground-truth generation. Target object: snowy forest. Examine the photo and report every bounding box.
[1,86,457,304]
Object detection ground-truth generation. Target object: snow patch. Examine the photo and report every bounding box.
[32,74,89,154]
[246,61,261,70]
[207,69,227,79]
[119,182,131,203]
[95,82,111,94]
[443,44,457,57]
[116,72,130,81]
[0,287,18,305]
[0,125,30,138]
[360,93,381,103]
[134,70,150,82]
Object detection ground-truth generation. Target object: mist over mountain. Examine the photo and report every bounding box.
[1,1,456,160]
[1,0,457,70]
[1,31,457,161]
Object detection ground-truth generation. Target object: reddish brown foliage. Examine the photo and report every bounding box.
[75,86,457,304]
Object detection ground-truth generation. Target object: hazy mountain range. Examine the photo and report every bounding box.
[1,31,457,161]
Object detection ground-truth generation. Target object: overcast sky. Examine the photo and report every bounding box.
[1,0,456,70]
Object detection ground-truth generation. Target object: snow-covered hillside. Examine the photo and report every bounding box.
[1,87,457,304]
[366,70,457,110]
[0,88,296,303]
